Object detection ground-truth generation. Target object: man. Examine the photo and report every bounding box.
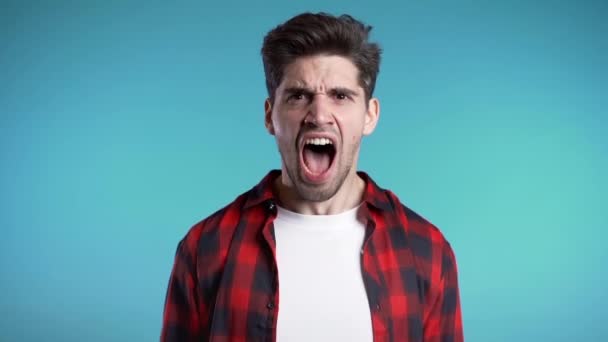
[161,12,463,342]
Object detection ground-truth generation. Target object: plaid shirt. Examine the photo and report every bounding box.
[161,170,463,342]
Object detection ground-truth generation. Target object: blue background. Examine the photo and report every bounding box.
[1,1,606,341]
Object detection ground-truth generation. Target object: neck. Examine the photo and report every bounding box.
[273,169,365,215]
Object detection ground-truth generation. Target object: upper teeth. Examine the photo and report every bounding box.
[305,138,332,146]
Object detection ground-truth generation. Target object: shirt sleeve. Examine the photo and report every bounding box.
[423,241,464,342]
[160,238,204,341]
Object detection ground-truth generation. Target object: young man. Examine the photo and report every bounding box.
[161,12,463,342]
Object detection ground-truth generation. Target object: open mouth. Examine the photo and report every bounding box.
[301,138,336,177]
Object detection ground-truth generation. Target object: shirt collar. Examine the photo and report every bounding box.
[243,169,393,213]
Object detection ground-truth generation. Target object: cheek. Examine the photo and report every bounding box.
[273,120,296,145]
[271,115,287,136]
[341,119,365,145]
[276,114,302,137]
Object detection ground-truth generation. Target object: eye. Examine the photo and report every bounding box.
[335,92,348,100]
[287,92,308,103]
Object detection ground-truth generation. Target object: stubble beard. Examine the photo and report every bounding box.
[278,141,359,203]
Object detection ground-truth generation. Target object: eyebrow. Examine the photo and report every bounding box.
[328,87,358,97]
[283,87,314,96]
[283,86,359,97]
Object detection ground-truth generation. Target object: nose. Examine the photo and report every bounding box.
[304,94,334,127]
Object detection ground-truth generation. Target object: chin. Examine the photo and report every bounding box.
[294,183,339,202]
[295,169,349,202]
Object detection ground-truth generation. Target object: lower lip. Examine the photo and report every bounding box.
[299,147,337,185]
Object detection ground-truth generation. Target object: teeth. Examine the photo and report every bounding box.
[305,138,332,146]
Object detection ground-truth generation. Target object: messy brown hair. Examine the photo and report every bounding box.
[261,12,382,103]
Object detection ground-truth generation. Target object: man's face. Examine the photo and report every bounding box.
[265,54,379,202]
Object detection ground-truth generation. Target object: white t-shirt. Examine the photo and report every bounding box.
[273,204,373,342]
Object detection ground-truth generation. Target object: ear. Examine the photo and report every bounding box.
[264,98,275,135]
[363,97,380,136]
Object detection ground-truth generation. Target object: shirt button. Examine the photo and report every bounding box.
[375,304,381,311]
[267,302,275,310]
[268,201,275,211]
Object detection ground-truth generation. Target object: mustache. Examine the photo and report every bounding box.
[297,127,338,139]
[295,128,339,151]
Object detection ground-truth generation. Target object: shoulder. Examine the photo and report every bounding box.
[174,170,280,256]
[175,189,251,258]
[385,189,457,273]
[402,202,450,249]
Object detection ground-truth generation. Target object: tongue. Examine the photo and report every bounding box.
[303,147,331,175]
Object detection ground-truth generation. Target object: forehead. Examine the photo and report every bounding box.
[279,55,362,91]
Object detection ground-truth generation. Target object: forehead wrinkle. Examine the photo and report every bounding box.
[286,80,353,95]
[281,56,361,95]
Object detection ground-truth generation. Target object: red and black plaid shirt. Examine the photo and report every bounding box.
[161,170,463,342]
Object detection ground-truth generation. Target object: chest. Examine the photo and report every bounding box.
[202,221,429,341]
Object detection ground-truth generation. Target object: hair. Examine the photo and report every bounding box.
[261,12,382,103]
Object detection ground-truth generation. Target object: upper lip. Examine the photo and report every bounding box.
[299,132,338,148]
